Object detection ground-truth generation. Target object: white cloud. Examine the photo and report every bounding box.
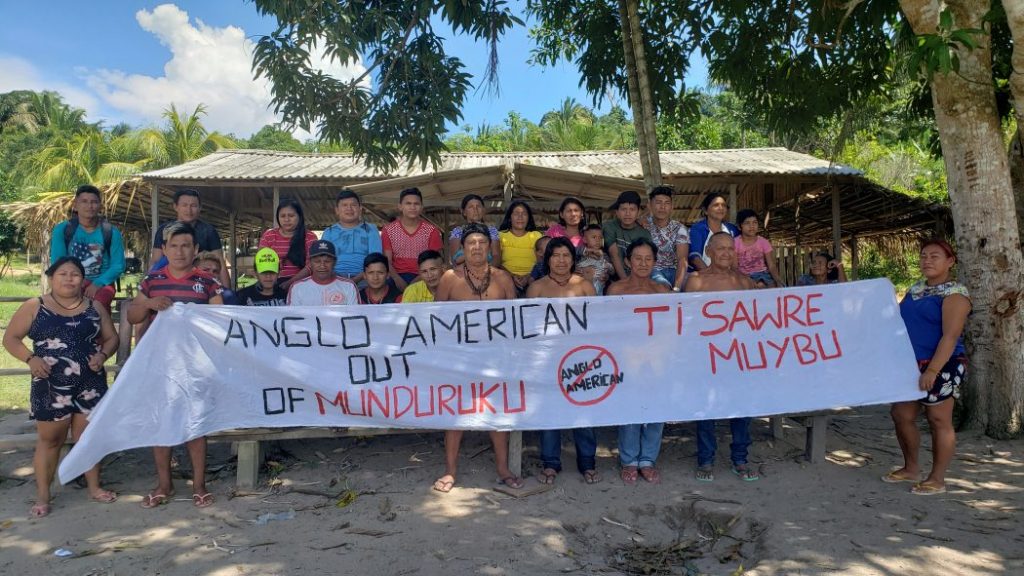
[84,3,366,138]
[0,54,101,116]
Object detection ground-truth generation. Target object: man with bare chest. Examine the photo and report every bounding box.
[683,232,756,293]
[685,232,759,482]
[432,223,521,492]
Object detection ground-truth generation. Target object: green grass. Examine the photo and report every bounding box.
[0,269,43,410]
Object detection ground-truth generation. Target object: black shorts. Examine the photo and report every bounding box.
[918,355,966,406]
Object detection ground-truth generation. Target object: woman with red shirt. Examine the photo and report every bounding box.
[259,199,318,290]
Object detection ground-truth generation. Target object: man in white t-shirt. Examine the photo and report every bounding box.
[287,240,362,306]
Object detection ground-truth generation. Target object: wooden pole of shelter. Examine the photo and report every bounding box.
[850,234,859,280]
[150,185,159,242]
[229,211,237,289]
[728,184,738,223]
[831,185,842,259]
[272,187,280,227]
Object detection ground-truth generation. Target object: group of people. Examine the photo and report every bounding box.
[2,183,970,517]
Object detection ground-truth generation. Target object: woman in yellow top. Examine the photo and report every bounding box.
[498,201,543,295]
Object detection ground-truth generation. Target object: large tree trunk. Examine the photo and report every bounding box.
[618,0,661,190]
[901,0,1024,438]
[1002,0,1024,250]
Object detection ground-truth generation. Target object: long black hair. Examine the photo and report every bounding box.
[45,256,86,278]
[556,197,586,227]
[544,236,577,275]
[498,200,538,232]
[277,199,308,269]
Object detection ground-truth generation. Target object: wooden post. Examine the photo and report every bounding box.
[272,186,280,227]
[728,184,738,223]
[228,211,237,289]
[831,185,842,259]
[236,441,262,489]
[508,431,522,478]
[115,300,132,364]
[150,185,160,238]
[850,234,859,280]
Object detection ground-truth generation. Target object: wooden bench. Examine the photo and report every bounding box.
[768,408,850,463]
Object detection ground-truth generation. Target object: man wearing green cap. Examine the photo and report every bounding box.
[235,247,287,306]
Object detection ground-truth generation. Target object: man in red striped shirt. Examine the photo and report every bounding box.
[128,222,224,510]
[381,187,442,290]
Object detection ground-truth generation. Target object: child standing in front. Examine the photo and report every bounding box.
[734,209,784,288]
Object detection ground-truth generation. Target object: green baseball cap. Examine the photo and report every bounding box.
[254,247,280,274]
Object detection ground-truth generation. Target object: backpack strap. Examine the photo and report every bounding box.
[62,217,113,257]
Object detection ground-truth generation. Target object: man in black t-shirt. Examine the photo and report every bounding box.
[235,248,287,306]
[151,189,230,286]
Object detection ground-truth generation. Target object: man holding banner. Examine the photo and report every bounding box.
[127,222,224,508]
[432,223,521,492]
[686,232,759,482]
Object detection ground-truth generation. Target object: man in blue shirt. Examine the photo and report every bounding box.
[49,185,126,312]
[320,189,382,284]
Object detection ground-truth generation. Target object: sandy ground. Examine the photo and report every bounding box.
[1,405,1021,576]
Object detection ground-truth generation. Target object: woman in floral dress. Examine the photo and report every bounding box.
[3,256,119,517]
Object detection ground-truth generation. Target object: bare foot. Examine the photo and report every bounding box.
[29,503,50,518]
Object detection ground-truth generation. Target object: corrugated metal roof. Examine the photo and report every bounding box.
[141,148,862,182]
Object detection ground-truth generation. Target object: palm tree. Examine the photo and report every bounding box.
[133,104,235,168]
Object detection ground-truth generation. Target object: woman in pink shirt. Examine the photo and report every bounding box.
[545,197,586,248]
[734,209,784,288]
[259,199,318,290]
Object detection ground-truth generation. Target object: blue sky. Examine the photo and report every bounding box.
[0,1,706,138]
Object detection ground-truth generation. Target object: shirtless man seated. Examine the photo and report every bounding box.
[685,232,759,482]
[683,232,756,292]
[432,222,521,493]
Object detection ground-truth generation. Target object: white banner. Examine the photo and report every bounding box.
[59,279,920,483]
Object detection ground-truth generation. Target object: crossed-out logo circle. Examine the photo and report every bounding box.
[557,345,622,406]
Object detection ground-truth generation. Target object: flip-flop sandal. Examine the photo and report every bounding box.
[432,476,455,493]
[539,468,558,485]
[695,466,714,482]
[910,482,946,495]
[881,471,919,483]
[91,490,118,504]
[582,469,601,485]
[29,503,51,518]
[141,491,173,509]
[192,492,215,508]
[620,466,638,486]
[638,467,661,484]
[497,475,524,489]
[731,465,760,482]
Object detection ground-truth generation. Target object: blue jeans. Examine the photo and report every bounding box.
[696,418,752,467]
[652,267,676,288]
[539,428,597,473]
[618,423,664,468]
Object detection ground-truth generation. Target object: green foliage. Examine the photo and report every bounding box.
[527,0,711,118]
[251,0,522,171]
[244,124,307,152]
[905,9,985,81]
[837,134,948,204]
[855,245,917,293]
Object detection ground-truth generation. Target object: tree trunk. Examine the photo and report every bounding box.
[626,0,662,188]
[618,0,660,190]
[1002,0,1024,250]
[901,0,1024,438]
